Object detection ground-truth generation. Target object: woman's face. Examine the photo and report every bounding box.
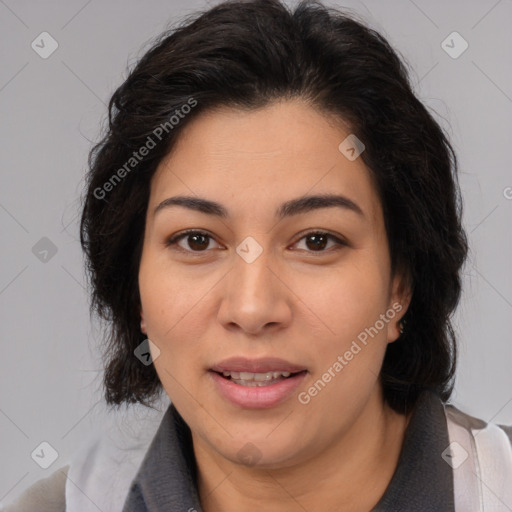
[138,99,409,468]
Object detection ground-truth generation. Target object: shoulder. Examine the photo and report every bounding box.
[498,423,512,445]
[1,397,170,512]
[445,402,512,447]
[0,465,69,512]
[65,399,169,511]
[444,401,512,509]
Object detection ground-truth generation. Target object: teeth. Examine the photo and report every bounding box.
[221,370,293,381]
[232,379,280,387]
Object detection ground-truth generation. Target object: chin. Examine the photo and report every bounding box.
[215,431,308,470]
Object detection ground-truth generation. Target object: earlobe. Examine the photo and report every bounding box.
[391,318,406,342]
[387,317,403,344]
[388,273,412,344]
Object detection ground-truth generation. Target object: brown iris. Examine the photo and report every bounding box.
[187,233,210,251]
[304,233,328,251]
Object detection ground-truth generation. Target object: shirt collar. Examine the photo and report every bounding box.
[122,403,202,511]
[122,389,453,511]
[372,389,454,511]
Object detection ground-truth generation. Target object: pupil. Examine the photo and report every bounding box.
[306,234,327,251]
[189,234,208,251]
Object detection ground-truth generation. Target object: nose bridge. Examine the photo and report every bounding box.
[218,241,290,333]
[231,243,276,305]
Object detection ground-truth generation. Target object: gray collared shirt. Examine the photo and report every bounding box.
[122,389,455,511]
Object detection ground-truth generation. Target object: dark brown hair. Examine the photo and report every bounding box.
[80,0,468,414]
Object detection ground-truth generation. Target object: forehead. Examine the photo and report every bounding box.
[149,100,382,226]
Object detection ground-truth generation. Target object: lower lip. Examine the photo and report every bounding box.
[209,371,307,409]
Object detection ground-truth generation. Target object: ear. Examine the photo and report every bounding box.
[140,307,147,334]
[387,271,412,344]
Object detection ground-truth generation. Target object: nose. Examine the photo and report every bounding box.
[216,248,292,336]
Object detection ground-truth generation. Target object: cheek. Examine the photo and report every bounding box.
[299,259,392,404]
[138,261,206,383]
[141,280,206,408]
[299,271,391,419]
[139,254,207,335]
[138,255,231,391]
[305,259,390,340]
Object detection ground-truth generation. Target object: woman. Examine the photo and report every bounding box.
[4,0,511,511]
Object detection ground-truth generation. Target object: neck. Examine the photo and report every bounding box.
[194,388,412,512]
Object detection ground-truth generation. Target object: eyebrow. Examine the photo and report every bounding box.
[153,193,365,220]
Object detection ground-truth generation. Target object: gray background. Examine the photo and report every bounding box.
[1,0,511,504]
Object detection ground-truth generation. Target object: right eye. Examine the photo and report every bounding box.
[165,230,222,253]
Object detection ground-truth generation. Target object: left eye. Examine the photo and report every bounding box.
[165,230,345,254]
[293,232,346,252]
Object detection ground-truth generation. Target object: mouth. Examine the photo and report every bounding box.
[213,369,307,387]
[208,357,308,409]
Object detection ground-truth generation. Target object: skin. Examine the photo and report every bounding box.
[138,99,412,512]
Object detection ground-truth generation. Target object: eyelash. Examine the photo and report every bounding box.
[164,229,347,256]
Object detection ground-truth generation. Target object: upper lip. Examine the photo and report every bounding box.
[210,357,307,374]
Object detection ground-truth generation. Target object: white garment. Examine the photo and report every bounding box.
[446,405,512,511]
[65,396,171,512]
[0,396,170,512]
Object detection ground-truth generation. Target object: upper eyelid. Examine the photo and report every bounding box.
[166,230,220,247]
